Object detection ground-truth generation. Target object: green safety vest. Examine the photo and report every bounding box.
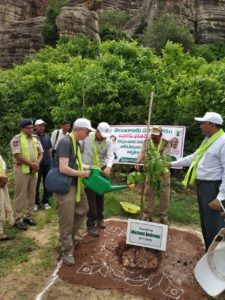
[20,132,38,174]
[149,138,163,157]
[91,133,106,167]
[69,132,83,203]
[182,129,224,186]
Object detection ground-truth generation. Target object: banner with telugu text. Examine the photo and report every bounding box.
[110,125,186,167]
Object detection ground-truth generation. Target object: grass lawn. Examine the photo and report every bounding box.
[104,185,199,225]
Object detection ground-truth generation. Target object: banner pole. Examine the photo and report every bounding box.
[140,91,154,217]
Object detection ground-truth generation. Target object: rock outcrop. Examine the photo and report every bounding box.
[56,5,100,42]
[195,0,225,43]
[0,0,101,68]
[100,0,225,43]
[0,0,48,26]
[0,17,46,69]
[139,0,225,43]
[1,0,225,68]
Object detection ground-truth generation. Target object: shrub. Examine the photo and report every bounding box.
[140,14,195,54]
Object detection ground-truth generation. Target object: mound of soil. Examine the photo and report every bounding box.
[59,220,209,300]
[116,237,160,270]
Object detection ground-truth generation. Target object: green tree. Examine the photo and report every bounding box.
[1,36,225,161]
[99,9,130,41]
[132,17,148,40]
[140,14,195,54]
[195,41,225,62]
[42,7,59,46]
[99,9,130,31]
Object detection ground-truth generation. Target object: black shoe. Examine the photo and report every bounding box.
[88,227,100,237]
[0,235,15,241]
[14,222,28,230]
[23,217,37,226]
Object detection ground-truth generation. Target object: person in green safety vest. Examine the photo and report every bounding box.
[80,122,114,237]
[135,126,171,225]
[10,119,44,230]
[53,118,93,266]
[167,112,225,251]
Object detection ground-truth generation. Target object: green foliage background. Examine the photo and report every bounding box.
[1,36,225,160]
[140,14,195,54]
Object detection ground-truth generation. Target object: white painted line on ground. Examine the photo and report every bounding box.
[35,259,62,300]
[34,218,127,299]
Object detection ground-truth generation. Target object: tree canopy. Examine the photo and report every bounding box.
[140,14,195,54]
[1,36,225,160]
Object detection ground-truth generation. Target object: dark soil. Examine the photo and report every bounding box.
[116,236,161,270]
[59,219,211,300]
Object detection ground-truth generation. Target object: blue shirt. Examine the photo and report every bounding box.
[37,133,52,166]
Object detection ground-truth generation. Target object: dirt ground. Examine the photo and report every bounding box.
[0,219,223,300]
[58,220,207,300]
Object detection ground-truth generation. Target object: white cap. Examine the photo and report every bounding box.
[151,126,162,136]
[194,242,225,297]
[35,119,46,126]
[97,122,111,138]
[194,112,223,125]
[73,118,95,131]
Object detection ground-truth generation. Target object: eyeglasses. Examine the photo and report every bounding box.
[24,126,34,130]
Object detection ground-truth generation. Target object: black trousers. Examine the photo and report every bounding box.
[35,164,51,206]
[196,180,225,251]
[85,188,104,228]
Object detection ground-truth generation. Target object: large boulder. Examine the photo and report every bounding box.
[0,0,47,26]
[0,1,101,68]
[196,0,225,43]
[56,5,100,41]
[0,17,46,69]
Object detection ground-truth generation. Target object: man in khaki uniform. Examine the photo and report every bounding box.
[136,126,171,224]
[10,119,43,230]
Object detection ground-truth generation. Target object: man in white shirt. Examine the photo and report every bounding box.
[51,121,71,158]
[80,122,114,237]
[167,112,225,250]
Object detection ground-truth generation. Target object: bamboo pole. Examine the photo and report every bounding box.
[140,91,154,217]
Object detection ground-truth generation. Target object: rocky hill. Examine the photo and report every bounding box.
[0,0,100,68]
[1,0,225,68]
[99,0,225,43]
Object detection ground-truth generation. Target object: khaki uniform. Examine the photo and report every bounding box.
[0,156,14,234]
[142,139,171,224]
[10,134,43,223]
[54,186,88,255]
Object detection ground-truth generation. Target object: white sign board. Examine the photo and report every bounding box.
[126,219,168,251]
[110,125,186,168]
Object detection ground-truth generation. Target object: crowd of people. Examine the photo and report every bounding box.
[0,112,225,266]
[0,117,114,265]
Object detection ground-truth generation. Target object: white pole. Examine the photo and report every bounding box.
[146,91,154,147]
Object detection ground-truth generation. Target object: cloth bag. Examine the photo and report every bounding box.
[45,167,72,194]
